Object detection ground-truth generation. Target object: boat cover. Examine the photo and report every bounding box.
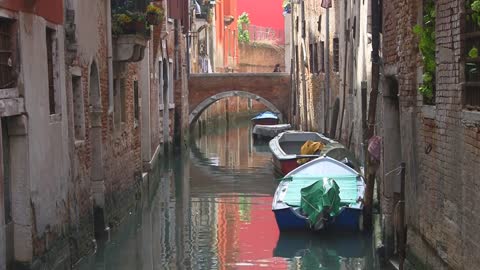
[252,124,291,137]
[300,178,341,228]
[251,111,279,120]
[282,175,359,208]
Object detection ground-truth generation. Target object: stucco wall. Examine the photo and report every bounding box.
[8,12,70,264]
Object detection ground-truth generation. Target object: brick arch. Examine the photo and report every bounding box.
[189,90,282,125]
[188,73,291,126]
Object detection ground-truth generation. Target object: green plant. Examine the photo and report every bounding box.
[238,12,250,43]
[146,4,160,14]
[146,3,164,19]
[412,0,435,102]
[112,11,147,35]
[468,0,480,26]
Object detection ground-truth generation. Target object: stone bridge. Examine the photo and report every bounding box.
[188,73,291,126]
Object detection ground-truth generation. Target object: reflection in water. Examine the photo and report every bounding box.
[77,119,380,270]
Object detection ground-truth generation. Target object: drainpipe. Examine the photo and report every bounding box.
[107,0,114,113]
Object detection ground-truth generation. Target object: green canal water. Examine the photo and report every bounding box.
[77,119,382,270]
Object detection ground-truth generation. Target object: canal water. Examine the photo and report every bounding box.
[77,118,381,270]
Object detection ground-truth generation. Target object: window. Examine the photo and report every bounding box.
[169,61,174,104]
[309,43,318,73]
[333,37,339,72]
[353,16,357,40]
[0,18,16,89]
[72,75,85,140]
[464,0,480,110]
[46,27,60,115]
[120,79,126,123]
[319,41,325,72]
[133,80,139,124]
[317,15,322,33]
[114,78,126,126]
[295,17,299,33]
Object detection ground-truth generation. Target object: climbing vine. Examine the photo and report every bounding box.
[238,12,250,43]
[413,0,436,103]
[466,0,480,79]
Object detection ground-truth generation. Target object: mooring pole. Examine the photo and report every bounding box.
[399,162,406,269]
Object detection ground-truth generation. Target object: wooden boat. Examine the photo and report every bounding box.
[252,123,291,140]
[251,111,279,126]
[272,156,365,232]
[269,131,337,176]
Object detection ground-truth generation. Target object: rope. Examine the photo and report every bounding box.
[385,165,403,176]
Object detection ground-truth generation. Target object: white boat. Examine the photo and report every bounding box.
[272,156,366,231]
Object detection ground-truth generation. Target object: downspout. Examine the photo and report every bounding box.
[107,0,114,113]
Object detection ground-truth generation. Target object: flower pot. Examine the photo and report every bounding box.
[122,21,146,35]
[147,12,160,25]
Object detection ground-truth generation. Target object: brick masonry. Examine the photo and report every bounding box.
[188,73,291,125]
[381,0,480,269]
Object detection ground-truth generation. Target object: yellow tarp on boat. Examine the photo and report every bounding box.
[297,140,325,165]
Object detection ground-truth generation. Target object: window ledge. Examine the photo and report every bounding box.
[74,140,85,147]
[169,103,175,109]
[0,88,19,99]
[159,104,164,111]
[462,110,480,127]
[49,113,62,123]
[422,105,436,119]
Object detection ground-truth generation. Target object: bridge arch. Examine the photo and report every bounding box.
[189,90,282,126]
[187,73,291,128]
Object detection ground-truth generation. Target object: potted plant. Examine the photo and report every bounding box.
[146,3,164,25]
[112,12,146,35]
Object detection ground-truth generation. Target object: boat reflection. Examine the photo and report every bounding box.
[274,231,371,269]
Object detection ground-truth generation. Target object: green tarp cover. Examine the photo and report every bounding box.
[282,175,359,208]
[300,178,341,226]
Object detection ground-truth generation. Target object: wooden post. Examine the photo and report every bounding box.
[399,162,406,269]
[363,0,381,231]
[330,97,340,139]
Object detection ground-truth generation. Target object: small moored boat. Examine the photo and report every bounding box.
[251,111,279,126]
[269,131,337,176]
[272,156,365,232]
[252,123,291,140]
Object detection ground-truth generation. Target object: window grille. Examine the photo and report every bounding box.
[0,19,15,89]
[319,41,325,72]
[46,28,56,114]
[333,37,339,72]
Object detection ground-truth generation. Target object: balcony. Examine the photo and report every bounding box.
[111,0,165,62]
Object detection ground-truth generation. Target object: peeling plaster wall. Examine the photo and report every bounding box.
[5,11,71,265]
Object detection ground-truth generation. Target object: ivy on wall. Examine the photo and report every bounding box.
[413,0,436,103]
[238,12,251,43]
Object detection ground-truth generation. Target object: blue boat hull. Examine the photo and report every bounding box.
[273,207,362,231]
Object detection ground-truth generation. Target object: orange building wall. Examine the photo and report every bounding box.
[215,0,238,71]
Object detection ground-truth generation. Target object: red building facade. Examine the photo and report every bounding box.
[236,0,285,44]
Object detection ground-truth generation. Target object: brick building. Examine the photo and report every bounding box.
[287,0,371,155]
[0,0,191,268]
[378,0,480,268]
